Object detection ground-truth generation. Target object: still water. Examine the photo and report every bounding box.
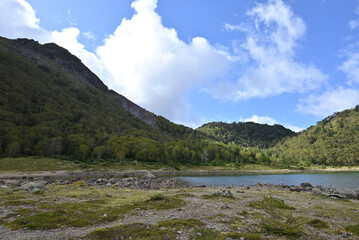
[175,172,359,189]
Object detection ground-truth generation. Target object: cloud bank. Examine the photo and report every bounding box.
[0,0,230,124]
[213,0,327,101]
[96,0,230,121]
[297,88,359,117]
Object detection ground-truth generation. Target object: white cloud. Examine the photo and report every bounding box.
[340,5,359,85]
[241,115,303,132]
[339,52,359,85]
[243,115,278,125]
[0,0,231,124]
[95,0,230,122]
[83,31,95,40]
[66,10,77,26]
[296,87,359,117]
[215,0,327,101]
[0,0,50,42]
[0,0,101,74]
[224,23,248,32]
[349,7,359,30]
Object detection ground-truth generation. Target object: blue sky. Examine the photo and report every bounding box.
[1,0,359,131]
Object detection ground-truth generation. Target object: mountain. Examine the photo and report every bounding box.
[197,121,296,148]
[272,106,359,166]
[6,36,354,168]
[0,36,204,161]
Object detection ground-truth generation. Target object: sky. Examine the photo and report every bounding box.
[1,0,359,132]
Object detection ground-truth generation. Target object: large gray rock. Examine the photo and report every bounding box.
[311,188,323,196]
[332,188,359,200]
[17,182,47,191]
[299,182,313,189]
[143,171,156,179]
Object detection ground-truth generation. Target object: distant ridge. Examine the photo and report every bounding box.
[197,121,296,148]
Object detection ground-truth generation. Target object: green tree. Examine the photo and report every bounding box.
[6,141,20,158]
[79,144,90,160]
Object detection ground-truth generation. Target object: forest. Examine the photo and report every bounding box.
[1,36,358,167]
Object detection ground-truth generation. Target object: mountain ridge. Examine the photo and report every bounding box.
[197,121,296,148]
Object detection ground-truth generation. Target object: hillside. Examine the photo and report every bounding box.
[197,121,296,148]
[272,106,359,166]
[0,37,205,162]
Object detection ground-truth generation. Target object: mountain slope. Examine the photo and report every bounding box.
[197,121,296,148]
[272,106,359,166]
[0,37,198,159]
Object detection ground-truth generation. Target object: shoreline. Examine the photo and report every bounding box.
[0,167,359,180]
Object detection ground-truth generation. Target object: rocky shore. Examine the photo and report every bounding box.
[0,171,359,239]
[1,171,359,200]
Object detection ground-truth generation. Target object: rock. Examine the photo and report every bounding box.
[31,188,42,194]
[290,186,300,192]
[311,188,322,196]
[222,204,230,209]
[109,178,117,184]
[0,185,10,190]
[215,189,233,198]
[236,190,245,193]
[341,232,351,238]
[300,182,313,189]
[315,185,326,191]
[17,182,47,191]
[324,193,346,199]
[95,178,107,185]
[143,171,156,179]
[333,188,359,200]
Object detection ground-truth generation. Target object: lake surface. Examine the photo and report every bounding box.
[175,172,359,189]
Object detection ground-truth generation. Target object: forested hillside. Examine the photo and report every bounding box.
[2,36,358,168]
[272,106,359,166]
[197,122,296,148]
[0,37,208,163]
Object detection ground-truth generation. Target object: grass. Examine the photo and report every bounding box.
[2,188,185,230]
[202,193,235,200]
[85,223,176,240]
[158,218,205,229]
[226,232,261,240]
[307,219,328,229]
[249,195,302,238]
[345,224,359,236]
[179,163,290,172]
[261,216,303,239]
[249,195,296,210]
[86,219,226,240]
[0,157,81,172]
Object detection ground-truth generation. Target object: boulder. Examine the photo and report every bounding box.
[17,182,47,191]
[299,182,313,189]
[215,189,233,198]
[290,186,301,192]
[332,189,359,200]
[143,171,156,179]
[311,188,322,196]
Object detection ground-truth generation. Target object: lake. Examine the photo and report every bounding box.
[175,172,359,189]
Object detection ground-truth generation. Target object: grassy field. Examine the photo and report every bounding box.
[0,157,170,173]
[0,182,358,239]
[1,157,358,174]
